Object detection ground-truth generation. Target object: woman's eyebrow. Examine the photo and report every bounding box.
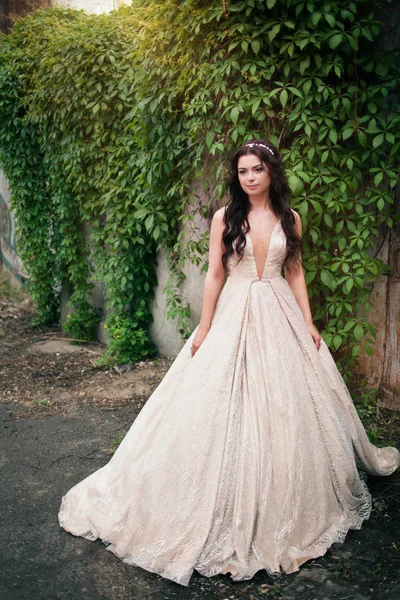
[238,163,263,170]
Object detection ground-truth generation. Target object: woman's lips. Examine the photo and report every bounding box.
[247,185,258,189]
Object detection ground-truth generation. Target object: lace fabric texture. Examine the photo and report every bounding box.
[58,220,400,586]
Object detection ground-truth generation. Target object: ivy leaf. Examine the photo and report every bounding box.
[333,334,343,350]
[343,320,355,332]
[336,220,344,233]
[321,270,337,291]
[267,0,276,7]
[325,14,336,27]
[375,62,389,77]
[310,228,319,244]
[298,200,308,217]
[329,34,343,49]
[230,106,239,124]
[372,133,384,148]
[342,128,353,140]
[145,214,154,231]
[205,131,214,149]
[386,132,395,144]
[358,131,367,147]
[321,150,329,163]
[288,174,301,194]
[354,323,364,341]
[329,129,338,144]
[135,208,149,219]
[251,98,261,115]
[268,24,281,42]
[342,97,351,111]
[305,269,317,284]
[347,221,357,233]
[288,86,303,98]
[343,279,354,294]
[299,57,310,75]
[280,88,288,108]
[311,12,321,25]
[310,200,322,214]
[251,40,260,55]
[303,79,312,95]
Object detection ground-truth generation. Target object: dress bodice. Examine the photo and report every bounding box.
[228,220,287,282]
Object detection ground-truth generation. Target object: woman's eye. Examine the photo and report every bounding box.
[255,167,264,173]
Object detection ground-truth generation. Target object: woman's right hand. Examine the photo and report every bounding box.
[191,325,209,357]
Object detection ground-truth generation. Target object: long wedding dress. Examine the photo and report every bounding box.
[59,219,399,586]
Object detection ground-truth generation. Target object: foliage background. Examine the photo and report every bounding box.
[0,0,398,380]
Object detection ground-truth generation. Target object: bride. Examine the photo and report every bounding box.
[59,139,399,587]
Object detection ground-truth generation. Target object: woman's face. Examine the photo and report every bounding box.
[237,153,271,197]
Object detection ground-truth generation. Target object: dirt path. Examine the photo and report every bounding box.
[0,296,399,600]
[0,297,173,418]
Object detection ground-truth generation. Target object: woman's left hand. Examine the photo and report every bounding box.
[307,322,322,350]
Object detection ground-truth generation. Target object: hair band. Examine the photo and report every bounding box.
[244,142,274,155]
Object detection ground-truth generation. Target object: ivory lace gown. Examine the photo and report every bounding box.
[59,219,399,586]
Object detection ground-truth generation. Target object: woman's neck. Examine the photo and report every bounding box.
[248,193,272,213]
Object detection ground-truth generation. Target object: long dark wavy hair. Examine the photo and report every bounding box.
[221,139,302,272]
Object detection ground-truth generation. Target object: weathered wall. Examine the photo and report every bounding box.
[381,199,400,408]
[357,196,400,408]
[149,197,210,357]
[0,173,27,284]
[356,0,400,408]
[61,194,209,356]
[0,1,51,33]
[55,0,128,14]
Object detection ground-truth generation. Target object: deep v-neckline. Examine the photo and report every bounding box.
[246,219,281,281]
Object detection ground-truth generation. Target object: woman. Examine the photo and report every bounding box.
[59,139,399,587]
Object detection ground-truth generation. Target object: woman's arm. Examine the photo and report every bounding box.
[284,210,321,350]
[191,207,226,356]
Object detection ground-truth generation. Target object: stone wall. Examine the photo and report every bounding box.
[55,0,127,15]
[0,173,27,285]
[0,1,51,33]
[356,0,400,408]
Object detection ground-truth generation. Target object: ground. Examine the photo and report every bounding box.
[0,289,399,600]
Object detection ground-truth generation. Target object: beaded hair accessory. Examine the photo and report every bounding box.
[245,142,274,155]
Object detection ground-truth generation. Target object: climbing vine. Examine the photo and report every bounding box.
[0,1,398,379]
[0,47,58,324]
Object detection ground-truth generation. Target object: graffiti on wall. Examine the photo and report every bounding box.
[0,193,27,281]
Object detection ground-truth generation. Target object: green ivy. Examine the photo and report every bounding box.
[0,1,398,379]
[64,305,102,342]
[97,312,157,367]
[0,42,58,323]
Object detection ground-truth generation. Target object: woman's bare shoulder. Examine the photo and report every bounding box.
[212,206,227,223]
